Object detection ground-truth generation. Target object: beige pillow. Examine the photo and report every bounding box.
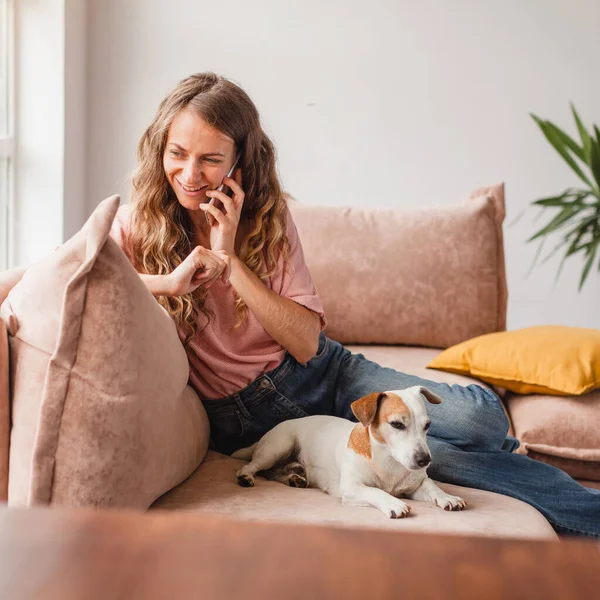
[508,391,600,481]
[1,196,209,507]
[290,183,507,348]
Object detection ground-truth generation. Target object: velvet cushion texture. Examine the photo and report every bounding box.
[508,390,600,481]
[0,196,209,508]
[0,266,28,502]
[428,326,600,396]
[290,183,507,348]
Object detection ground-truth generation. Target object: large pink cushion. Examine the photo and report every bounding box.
[0,266,28,502]
[508,390,600,481]
[1,196,209,507]
[290,183,507,348]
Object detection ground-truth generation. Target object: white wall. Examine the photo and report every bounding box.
[86,0,600,330]
[12,0,87,264]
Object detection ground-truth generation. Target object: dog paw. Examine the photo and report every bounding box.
[386,501,411,519]
[236,471,255,488]
[284,461,306,478]
[436,494,467,511]
[287,474,308,488]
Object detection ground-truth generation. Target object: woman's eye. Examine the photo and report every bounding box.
[205,158,221,164]
[390,421,406,431]
[170,150,183,158]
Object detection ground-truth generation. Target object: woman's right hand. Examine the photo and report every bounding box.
[168,246,230,296]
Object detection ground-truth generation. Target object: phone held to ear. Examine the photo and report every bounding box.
[205,154,241,224]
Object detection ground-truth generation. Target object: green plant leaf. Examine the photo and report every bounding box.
[531,114,593,187]
[571,104,593,163]
[579,240,599,290]
[544,214,595,266]
[527,204,585,242]
[533,189,592,207]
[591,135,600,190]
[532,194,571,207]
[545,121,587,163]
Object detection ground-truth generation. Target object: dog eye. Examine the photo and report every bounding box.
[424,422,431,431]
[390,421,406,430]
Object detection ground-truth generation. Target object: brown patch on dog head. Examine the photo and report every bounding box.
[348,424,372,460]
[351,392,386,427]
[370,393,411,444]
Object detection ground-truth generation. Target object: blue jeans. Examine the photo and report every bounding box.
[203,333,600,538]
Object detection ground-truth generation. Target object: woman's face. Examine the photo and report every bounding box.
[163,107,237,213]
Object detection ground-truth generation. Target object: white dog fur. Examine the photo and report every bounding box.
[231,386,466,518]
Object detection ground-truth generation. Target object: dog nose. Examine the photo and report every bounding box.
[415,454,431,468]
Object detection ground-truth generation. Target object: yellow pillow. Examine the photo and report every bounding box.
[427,326,600,396]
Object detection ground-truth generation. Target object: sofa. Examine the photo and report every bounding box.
[1,183,598,541]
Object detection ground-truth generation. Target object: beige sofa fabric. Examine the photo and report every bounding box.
[1,196,209,508]
[151,452,556,540]
[290,183,507,348]
[508,390,600,481]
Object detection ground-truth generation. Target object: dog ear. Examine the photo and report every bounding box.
[419,387,444,405]
[351,392,386,427]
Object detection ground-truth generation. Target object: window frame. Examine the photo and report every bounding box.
[0,0,15,270]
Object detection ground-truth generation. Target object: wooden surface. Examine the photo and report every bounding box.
[0,506,598,600]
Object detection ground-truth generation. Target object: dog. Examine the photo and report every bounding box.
[231,386,466,518]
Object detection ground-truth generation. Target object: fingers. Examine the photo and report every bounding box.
[214,249,231,283]
[199,201,227,225]
[205,190,235,217]
[189,246,230,287]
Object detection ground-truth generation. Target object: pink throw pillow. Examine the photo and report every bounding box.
[1,196,209,507]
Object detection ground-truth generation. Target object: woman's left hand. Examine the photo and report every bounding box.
[199,169,245,257]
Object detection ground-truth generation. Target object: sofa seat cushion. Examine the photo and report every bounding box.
[345,345,499,391]
[150,452,556,540]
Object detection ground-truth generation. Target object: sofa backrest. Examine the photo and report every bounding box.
[290,183,507,349]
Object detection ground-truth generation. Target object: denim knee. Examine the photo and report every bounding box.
[465,386,510,449]
[430,384,510,451]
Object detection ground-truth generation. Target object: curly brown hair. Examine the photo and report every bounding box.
[127,73,290,342]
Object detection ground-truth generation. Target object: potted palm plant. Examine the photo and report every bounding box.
[529,106,600,289]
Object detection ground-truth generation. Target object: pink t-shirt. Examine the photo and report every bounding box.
[109,203,326,400]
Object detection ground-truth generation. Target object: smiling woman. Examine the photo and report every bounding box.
[108,72,325,398]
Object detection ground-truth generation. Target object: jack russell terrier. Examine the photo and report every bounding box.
[231,386,467,518]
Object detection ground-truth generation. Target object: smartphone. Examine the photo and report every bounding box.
[205,154,241,224]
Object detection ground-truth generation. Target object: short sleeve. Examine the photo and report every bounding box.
[270,205,327,331]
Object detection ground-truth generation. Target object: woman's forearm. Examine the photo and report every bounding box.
[227,256,321,364]
[139,273,174,297]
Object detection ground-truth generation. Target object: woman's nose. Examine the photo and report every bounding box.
[182,160,201,183]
